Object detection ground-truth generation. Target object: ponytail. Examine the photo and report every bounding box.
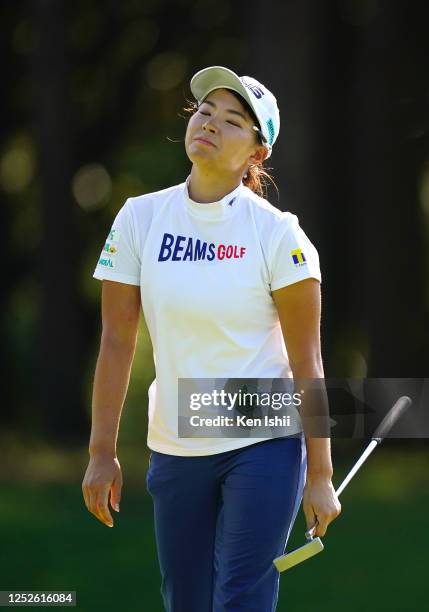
[242,164,277,199]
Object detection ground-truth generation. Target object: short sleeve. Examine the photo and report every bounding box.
[269,214,321,291]
[93,199,141,286]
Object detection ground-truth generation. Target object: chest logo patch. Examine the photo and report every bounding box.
[158,233,246,262]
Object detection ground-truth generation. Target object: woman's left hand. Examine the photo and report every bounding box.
[302,475,341,538]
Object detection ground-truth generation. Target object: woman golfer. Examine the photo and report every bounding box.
[82,66,341,611]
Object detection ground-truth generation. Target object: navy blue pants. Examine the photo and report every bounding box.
[146,435,307,612]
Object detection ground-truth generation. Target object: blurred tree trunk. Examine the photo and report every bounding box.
[244,0,327,228]
[33,0,88,443]
[244,0,338,363]
[245,0,428,377]
[344,2,428,376]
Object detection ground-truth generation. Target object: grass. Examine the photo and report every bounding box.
[1,481,159,611]
[0,443,427,611]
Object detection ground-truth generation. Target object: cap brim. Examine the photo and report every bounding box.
[190,66,260,128]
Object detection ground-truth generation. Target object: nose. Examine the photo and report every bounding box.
[202,117,217,134]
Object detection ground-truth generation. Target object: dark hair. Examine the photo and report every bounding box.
[183,90,277,198]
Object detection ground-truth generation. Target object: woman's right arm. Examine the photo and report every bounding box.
[82,280,141,528]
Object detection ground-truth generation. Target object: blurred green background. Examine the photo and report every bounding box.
[1,0,428,610]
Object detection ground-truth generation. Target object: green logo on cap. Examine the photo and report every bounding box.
[266,119,275,145]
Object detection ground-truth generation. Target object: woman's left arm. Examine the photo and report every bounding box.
[272,278,341,537]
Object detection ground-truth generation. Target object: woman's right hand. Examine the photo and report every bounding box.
[82,454,123,528]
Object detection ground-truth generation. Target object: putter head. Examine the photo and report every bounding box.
[273,537,324,573]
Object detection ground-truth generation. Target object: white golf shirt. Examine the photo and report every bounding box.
[93,179,321,456]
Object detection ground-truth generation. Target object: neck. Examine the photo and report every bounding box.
[188,166,242,203]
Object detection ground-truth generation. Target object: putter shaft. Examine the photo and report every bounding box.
[275,396,412,572]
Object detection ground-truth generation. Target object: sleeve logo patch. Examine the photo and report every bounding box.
[291,248,307,266]
[103,242,118,254]
[108,228,120,242]
[97,227,120,269]
[98,255,115,269]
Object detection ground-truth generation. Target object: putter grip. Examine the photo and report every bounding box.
[372,395,412,440]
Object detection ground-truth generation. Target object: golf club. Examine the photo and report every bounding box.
[273,395,412,573]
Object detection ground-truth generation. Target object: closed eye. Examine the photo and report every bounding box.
[198,109,242,128]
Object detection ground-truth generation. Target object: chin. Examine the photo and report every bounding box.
[187,145,215,163]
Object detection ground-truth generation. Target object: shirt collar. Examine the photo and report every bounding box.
[183,176,243,220]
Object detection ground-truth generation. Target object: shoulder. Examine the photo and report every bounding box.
[126,182,184,214]
[121,182,185,231]
[240,185,298,236]
[113,183,183,245]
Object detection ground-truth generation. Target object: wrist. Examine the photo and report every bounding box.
[306,468,333,482]
[89,442,117,459]
[304,437,332,480]
[306,473,333,482]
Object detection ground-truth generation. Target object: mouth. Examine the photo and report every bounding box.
[194,137,216,147]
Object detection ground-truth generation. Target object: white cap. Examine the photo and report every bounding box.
[190,66,280,158]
